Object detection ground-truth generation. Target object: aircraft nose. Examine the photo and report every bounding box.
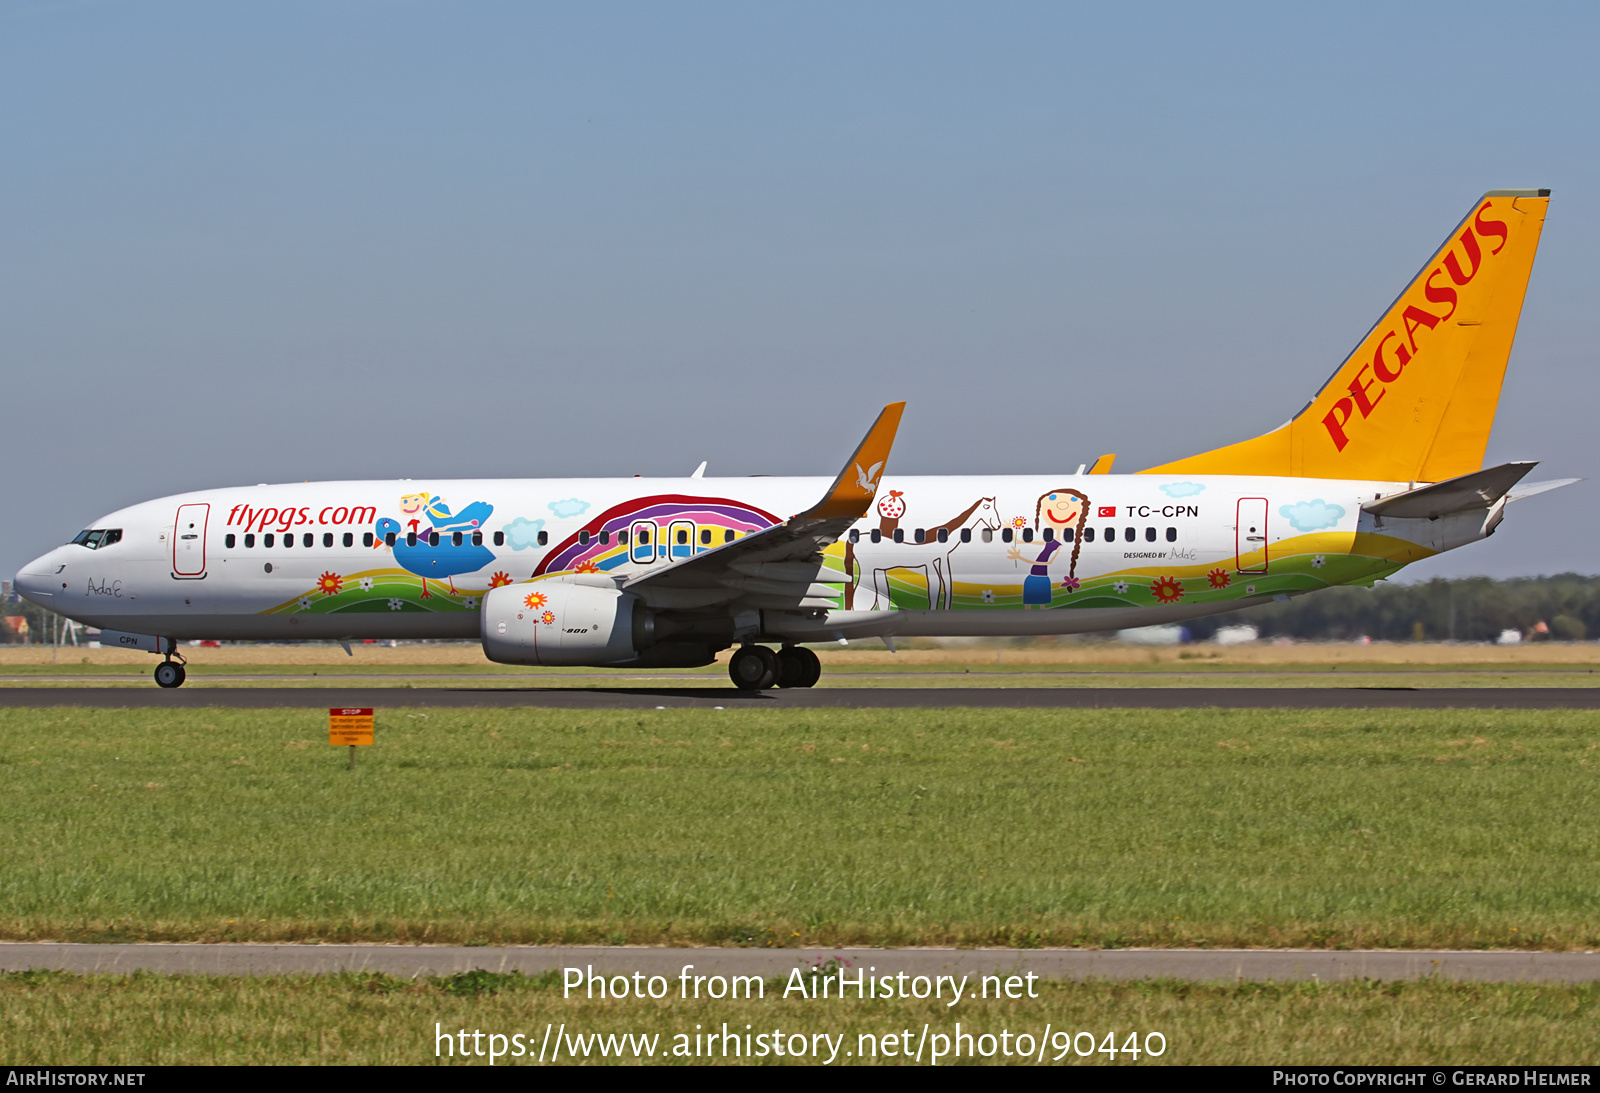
[13,547,72,607]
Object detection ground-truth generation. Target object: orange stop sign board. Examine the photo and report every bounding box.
[329,707,374,746]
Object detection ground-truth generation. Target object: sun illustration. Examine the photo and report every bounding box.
[573,560,601,574]
[1207,568,1231,589]
[1150,576,1185,603]
[488,571,513,588]
[315,571,344,596]
[523,592,548,610]
[540,611,555,625]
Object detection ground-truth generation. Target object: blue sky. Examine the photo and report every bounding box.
[4,1,1597,580]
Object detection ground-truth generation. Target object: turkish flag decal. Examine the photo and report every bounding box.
[1097,506,1117,518]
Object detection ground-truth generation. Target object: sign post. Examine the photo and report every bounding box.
[328,707,374,770]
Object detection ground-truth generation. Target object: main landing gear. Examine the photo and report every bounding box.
[729,644,821,691]
[153,653,187,689]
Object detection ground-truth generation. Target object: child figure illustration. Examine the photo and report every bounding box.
[1006,488,1088,607]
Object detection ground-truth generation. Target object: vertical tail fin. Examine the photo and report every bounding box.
[1140,190,1550,482]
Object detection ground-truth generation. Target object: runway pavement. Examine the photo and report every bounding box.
[0,686,1598,708]
[2,943,1597,982]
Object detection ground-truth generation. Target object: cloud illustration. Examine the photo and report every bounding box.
[1160,481,1206,498]
[1279,499,1346,532]
[502,517,546,551]
[547,499,590,519]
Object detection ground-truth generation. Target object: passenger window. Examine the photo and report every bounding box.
[1001,528,1013,543]
[677,528,688,545]
[1166,527,1177,542]
[453,532,463,547]
[538,531,548,546]
[245,534,256,548]
[493,531,504,546]
[959,528,970,543]
[284,534,294,548]
[848,529,859,543]
[619,530,629,544]
[637,528,650,544]
[323,532,334,548]
[937,528,949,543]
[870,529,882,543]
[599,531,609,546]
[1022,528,1034,543]
[1124,527,1136,543]
[893,529,904,543]
[265,534,275,547]
[914,528,925,544]
[981,528,992,543]
[1083,527,1095,543]
[578,531,590,546]
[700,528,712,545]
[1062,528,1074,542]
[362,532,373,547]
[300,533,311,547]
[724,529,735,543]
[225,534,236,548]
[471,531,482,546]
[406,532,417,547]
[343,532,354,548]
[385,532,396,547]
[428,532,439,547]
[1042,528,1054,542]
[1145,527,1156,542]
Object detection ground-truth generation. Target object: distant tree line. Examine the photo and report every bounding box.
[1186,575,1599,642]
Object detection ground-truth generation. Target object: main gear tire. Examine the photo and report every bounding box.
[729,645,778,690]
[154,662,186,689]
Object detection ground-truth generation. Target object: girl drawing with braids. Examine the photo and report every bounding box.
[1005,488,1088,608]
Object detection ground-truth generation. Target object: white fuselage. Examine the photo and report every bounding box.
[14,472,1459,652]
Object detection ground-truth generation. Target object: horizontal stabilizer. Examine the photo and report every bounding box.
[1507,477,1582,503]
[1362,461,1536,520]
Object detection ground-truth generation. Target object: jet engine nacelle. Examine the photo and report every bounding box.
[480,580,646,666]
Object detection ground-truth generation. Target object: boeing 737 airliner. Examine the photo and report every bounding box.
[14,190,1575,689]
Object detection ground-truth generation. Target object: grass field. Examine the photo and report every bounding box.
[3,971,1597,1065]
[2,706,1598,949]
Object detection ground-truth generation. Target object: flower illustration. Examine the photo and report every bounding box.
[387,598,404,611]
[573,560,601,574]
[981,589,995,604]
[1150,576,1185,604]
[1312,554,1327,568]
[488,571,513,588]
[462,597,479,609]
[315,571,344,596]
[1060,575,1080,593]
[297,596,313,611]
[1207,568,1231,589]
[358,577,374,592]
[1112,580,1129,595]
[1010,516,1028,529]
[1245,584,1257,595]
[540,611,555,625]
[523,592,548,610]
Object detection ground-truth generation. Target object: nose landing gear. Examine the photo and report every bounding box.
[728,644,821,690]
[154,652,187,689]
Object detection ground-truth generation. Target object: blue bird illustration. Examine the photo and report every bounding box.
[374,517,496,598]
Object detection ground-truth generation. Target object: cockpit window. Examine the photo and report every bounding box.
[70,529,121,549]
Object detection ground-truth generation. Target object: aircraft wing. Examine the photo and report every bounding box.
[620,403,905,611]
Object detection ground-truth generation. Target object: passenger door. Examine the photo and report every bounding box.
[173,503,210,579]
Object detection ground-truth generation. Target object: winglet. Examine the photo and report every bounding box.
[800,402,906,520]
[1088,453,1117,474]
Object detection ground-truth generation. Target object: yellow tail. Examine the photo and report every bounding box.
[1140,190,1550,482]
